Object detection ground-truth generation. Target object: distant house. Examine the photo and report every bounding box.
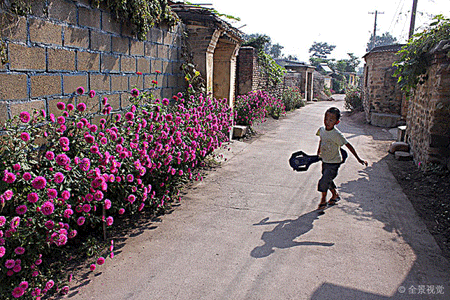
[275,59,315,101]
[362,44,406,127]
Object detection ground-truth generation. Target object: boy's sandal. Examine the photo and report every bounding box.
[317,203,327,210]
[328,198,338,206]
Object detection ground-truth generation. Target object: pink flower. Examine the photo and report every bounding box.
[16,205,27,215]
[118,208,125,215]
[12,287,25,298]
[0,216,6,226]
[77,102,87,112]
[13,164,21,171]
[61,285,70,295]
[77,216,85,226]
[59,137,70,147]
[45,151,55,160]
[125,112,134,121]
[82,204,91,212]
[22,172,32,181]
[5,259,15,269]
[90,264,96,271]
[19,281,28,290]
[56,154,70,166]
[55,233,68,246]
[11,216,20,229]
[64,208,74,218]
[84,134,95,143]
[27,193,39,203]
[3,190,13,200]
[89,90,96,98]
[31,287,41,297]
[19,111,30,123]
[54,172,65,184]
[56,102,65,110]
[131,88,139,97]
[45,220,54,230]
[45,280,55,290]
[97,256,105,265]
[79,158,91,171]
[0,246,5,257]
[67,103,74,111]
[104,199,111,210]
[57,116,66,124]
[62,190,70,200]
[14,247,25,255]
[47,188,58,199]
[41,201,55,216]
[32,176,47,189]
[127,194,136,203]
[126,174,134,182]
[76,86,85,95]
[106,216,113,226]
[20,132,30,141]
[3,172,16,184]
[89,124,98,132]
[94,190,103,201]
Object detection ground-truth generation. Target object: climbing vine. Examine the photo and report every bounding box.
[243,34,286,87]
[93,0,179,40]
[393,15,450,91]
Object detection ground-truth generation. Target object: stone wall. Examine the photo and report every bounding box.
[0,0,185,124]
[406,42,450,167]
[362,45,406,126]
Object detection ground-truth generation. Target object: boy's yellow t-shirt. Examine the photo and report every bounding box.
[316,126,348,163]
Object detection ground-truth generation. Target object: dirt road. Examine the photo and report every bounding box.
[69,97,450,300]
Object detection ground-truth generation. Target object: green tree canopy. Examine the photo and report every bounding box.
[366,32,398,52]
[309,42,336,59]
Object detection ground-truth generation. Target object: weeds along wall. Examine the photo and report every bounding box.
[0,0,185,124]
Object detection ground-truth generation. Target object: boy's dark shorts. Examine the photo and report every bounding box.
[318,162,341,192]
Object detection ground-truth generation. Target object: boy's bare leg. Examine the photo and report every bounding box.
[330,188,339,200]
[318,192,327,210]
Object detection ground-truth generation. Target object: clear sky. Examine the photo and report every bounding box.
[195,0,450,64]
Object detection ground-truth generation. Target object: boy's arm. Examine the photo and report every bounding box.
[317,140,321,156]
[345,142,368,166]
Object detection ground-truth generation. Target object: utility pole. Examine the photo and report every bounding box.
[368,10,384,50]
[408,0,419,39]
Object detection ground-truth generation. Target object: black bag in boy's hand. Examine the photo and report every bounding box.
[289,148,348,172]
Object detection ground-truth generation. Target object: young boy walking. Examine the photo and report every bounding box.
[316,107,367,211]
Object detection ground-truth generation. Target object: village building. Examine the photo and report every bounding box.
[171,3,244,108]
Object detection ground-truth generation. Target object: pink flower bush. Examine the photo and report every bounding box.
[234,90,286,126]
[0,85,233,299]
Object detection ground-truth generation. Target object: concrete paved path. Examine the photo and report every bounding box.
[69,97,450,300]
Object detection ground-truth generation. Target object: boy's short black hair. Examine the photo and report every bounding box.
[326,107,341,120]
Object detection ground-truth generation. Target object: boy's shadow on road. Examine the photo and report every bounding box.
[251,211,334,258]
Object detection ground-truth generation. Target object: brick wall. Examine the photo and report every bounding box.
[406,44,450,167]
[0,0,185,124]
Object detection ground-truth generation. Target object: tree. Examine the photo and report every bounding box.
[309,42,336,59]
[366,32,398,51]
[243,34,271,52]
[269,43,284,59]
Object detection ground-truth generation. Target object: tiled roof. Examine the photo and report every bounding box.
[363,44,405,58]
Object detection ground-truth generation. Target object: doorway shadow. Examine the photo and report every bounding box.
[251,211,334,258]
